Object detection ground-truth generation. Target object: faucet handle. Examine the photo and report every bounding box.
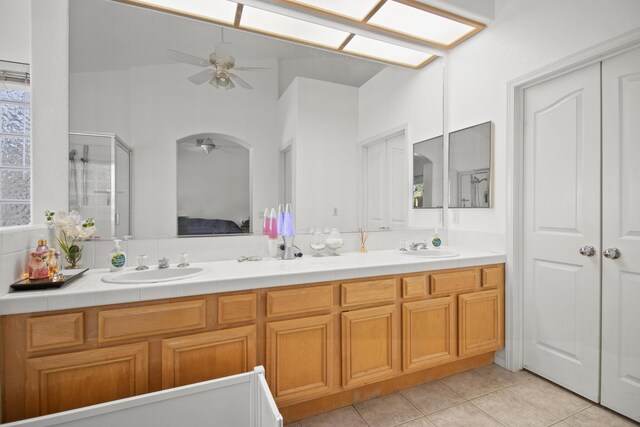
[158,257,170,269]
[177,252,190,268]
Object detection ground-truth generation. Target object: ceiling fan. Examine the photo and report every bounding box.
[189,138,239,154]
[166,31,268,90]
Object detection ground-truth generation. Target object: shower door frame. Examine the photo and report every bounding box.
[69,131,134,238]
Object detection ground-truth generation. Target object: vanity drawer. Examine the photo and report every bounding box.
[267,286,333,317]
[341,279,396,307]
[98,300,206,343]
[430,271,478,295]
[218,294,257,324]
[27,313,84,352]
[402,276,428,299]
[482,266,504,288]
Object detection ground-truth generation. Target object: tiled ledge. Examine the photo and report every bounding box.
[0,248,504,315]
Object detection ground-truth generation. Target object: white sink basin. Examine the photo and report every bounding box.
[396,248,459,258]
[102,267,207,284]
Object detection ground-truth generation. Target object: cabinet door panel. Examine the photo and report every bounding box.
[342,305,397,389]
[25,343,148,417]
[403,297,455,371]
[458,289,503,357]
[266,315,333,405]
[162,325,256,388]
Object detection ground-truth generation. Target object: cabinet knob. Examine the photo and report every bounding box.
[603,248,621,259]
[579,245,596,257]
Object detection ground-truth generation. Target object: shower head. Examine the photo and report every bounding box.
[69,149,77,161]
[81,145,89,163]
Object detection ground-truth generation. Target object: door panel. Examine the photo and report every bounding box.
[523,63,601,401]
[342,305,398,389]
[402,297,456,371]
[266,315,333,405]
[162,326,256,389]
[366,141,387,230]
[387,133,407,229]
[25,343,148,418]
[601,46,640,422]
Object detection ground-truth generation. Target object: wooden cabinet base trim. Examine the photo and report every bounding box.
[280,352,495,423]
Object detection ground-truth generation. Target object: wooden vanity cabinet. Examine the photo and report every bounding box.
[1,264,504,423]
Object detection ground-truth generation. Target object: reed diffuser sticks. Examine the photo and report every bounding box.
[357,228,369,253]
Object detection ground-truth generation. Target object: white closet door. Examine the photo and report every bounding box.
[522,63,602,401]
[601,47,640,422]
[386,133,407,229]
[366,140,387,230]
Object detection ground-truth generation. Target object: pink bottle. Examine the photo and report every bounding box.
[268,208,278,239]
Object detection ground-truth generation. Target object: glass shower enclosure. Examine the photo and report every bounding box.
[69,132,132,239]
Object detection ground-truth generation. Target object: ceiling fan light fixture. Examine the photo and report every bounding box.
[136,0,238,25]
[198,138,217,153]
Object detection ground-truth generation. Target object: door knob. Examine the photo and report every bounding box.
[579,245,596,257]
[603,248,621,259]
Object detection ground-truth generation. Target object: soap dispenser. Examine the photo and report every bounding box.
[431,228,442,248]
[110,239,127,272]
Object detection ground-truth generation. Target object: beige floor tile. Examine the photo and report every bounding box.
[506,378,591,419]
[563,406,638,427]
[299,406,366,427]
[354,393,422,427]
[440,369,505,399]
[400,380,465,415]
[284,422,302,427]
[399,417,437,426]
[472,387,560,426]
[474,364,534,387]
[427,402,502,427]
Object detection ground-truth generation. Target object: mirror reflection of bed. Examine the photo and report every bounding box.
[177,133,250,235]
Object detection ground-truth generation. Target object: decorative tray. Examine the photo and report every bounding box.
[10,268,89,291]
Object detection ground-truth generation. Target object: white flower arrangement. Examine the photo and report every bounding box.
[45,210,96,268]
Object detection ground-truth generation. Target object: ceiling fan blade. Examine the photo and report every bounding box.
[166,49,209,67]
[209,77,220,89]
[229,73,253,90]
[234,66,271,71]
[187,69,214,85]
[225,79,236,90]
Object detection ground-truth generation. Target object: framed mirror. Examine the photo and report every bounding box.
[448,121,493,208]
[412,135,443,209]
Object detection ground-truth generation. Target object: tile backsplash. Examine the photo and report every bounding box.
[0,226,505,296]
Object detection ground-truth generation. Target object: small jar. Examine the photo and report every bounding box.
[28,252,49,280]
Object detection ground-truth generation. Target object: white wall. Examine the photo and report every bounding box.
[359,58,444,229]
[294,78,359,232]
[446,0,640,236]
[0,0,30,63]
[70,60,280,238]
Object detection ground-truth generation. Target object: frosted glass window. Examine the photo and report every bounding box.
[0,87,31,226]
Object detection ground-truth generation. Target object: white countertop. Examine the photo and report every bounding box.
[0,248,505,315]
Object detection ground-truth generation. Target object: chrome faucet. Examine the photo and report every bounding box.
[409,242,428,250]
[158,257,170,269]
[135,254,149,271]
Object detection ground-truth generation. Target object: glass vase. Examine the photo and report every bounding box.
[64,245,83,269]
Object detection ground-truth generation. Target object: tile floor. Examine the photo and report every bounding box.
[286,365,638,427]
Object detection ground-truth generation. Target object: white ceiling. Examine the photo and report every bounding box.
[70,0,387,93]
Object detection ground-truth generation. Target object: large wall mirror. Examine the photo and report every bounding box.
[448,121,493,208]
[69,0,444,238]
